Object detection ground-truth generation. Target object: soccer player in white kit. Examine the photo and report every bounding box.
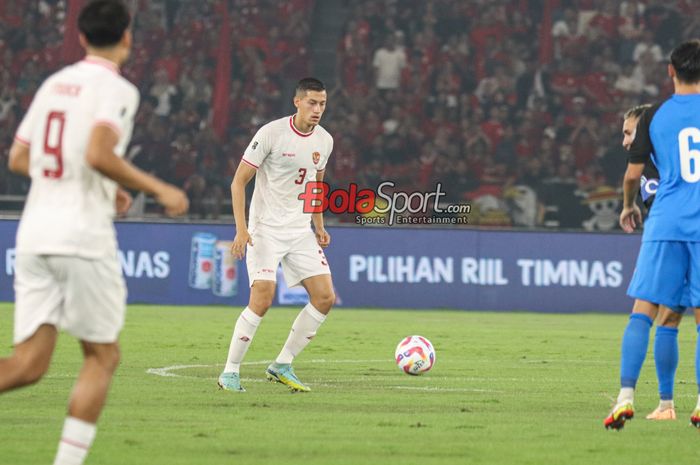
[0,2,188,464]
[218,78,335,392]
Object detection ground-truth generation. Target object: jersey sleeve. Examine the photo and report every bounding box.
[241,125,272,169]
[317,135,333,172]
[628,103,659,164]
[14,86,44,145]
[94,83,139,138]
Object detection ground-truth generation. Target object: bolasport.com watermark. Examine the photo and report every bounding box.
[298,181,471,226]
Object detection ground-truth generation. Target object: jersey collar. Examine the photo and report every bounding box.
[289,115,314,137]
[82,55,120,74]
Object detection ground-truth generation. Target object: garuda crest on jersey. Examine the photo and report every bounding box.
[312,151,320,165]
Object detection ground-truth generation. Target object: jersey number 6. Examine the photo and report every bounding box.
[679,127,700,183]
[43,111,66,179]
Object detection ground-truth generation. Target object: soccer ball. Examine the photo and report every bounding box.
[395,335,435,375]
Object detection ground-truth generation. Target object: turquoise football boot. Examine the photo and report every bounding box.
[265,363,310,392]
[218,372,245,392]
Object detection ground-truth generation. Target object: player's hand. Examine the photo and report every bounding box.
[619,205,642,233]
[316,228,331,248]
[156,184,189,217]
[231,230,253,260]
[115,187,132,216]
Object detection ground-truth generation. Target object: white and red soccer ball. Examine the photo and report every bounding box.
[395,335,435,375]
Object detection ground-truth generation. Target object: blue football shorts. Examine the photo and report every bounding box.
[627,240,698,310]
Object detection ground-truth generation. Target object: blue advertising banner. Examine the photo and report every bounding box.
[0,219,642,312]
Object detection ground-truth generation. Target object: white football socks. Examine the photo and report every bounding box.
[276,303,327,365]
[696,394,700,411]
[617,387,634,405]
[224,307,262,373]
[658,399,674,411]
[53,417,96,465]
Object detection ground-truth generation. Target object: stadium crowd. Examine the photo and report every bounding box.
[1,0,700,228]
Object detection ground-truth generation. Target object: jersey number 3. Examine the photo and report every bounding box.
[294,168,307,185]
[43,111,65,179]
[680,127,700,183]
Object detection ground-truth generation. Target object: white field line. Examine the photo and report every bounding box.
[145,360,507,393]
[393,386,503,393]
[145,359,390,380]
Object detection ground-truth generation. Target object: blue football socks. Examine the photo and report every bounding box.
[654,326,679,401]
[620,313,653,389]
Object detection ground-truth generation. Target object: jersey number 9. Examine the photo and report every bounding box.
[43,111,65,179]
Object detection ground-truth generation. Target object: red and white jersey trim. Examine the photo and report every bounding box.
[241,158,259,169]
[289,115,314,137]
[14,135,30,146]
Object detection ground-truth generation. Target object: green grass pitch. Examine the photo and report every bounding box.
[1,303,700,465]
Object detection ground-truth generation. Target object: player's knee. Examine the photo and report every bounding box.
[250,295,274,312]
[313,290,335,312]
[99,346,121,373]
[16,354,50,386]
[87,344,120,374]
[658,309,683,327]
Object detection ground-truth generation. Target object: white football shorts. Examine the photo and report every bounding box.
[13,253,126,344]
[246,227,331,288]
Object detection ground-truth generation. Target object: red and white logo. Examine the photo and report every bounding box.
[312,151,320,165]
[298,181,471,226]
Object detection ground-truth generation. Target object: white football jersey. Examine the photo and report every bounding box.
[242,115,333,231]
[14,56,139,258]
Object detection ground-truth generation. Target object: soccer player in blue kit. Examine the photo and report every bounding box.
[605,40,700,430]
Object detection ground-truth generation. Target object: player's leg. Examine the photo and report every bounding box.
[219,280,275,391]
[219,229,282,392]
[646,304,684,420]
[267,235,333,392]
[1,253,63,392]
[680,242,700,427]
[607,298,657,426]
[692,307,700,427]
[0,324,57,392]
[53,341,120,465]
[51,254,126,465]
[606,241,686,430]
[275,273,334,364]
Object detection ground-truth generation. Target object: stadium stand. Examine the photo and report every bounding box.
[2,0,700,227]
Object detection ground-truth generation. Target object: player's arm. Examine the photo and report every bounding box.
[8,139,30,176]
[230,162,257,260]
[620,109,654,233]
[312,169,330,248]
[86,125,188,216]
[620,162,644,233]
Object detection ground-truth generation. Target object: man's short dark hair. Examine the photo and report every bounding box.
[670,39,700,84]
[78,0,131,48]
[623,104,651,121]
[295,78,326,97]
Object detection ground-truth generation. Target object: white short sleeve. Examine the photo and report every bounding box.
[14,87,43,145]
[317,135,333,172]
[242,125,272,169]
[94,84,138,138]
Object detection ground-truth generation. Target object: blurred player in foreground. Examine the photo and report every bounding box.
[0,1,188,464]
[218,78,334,393]
[604,105,695,429]
[610,39,700,430]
